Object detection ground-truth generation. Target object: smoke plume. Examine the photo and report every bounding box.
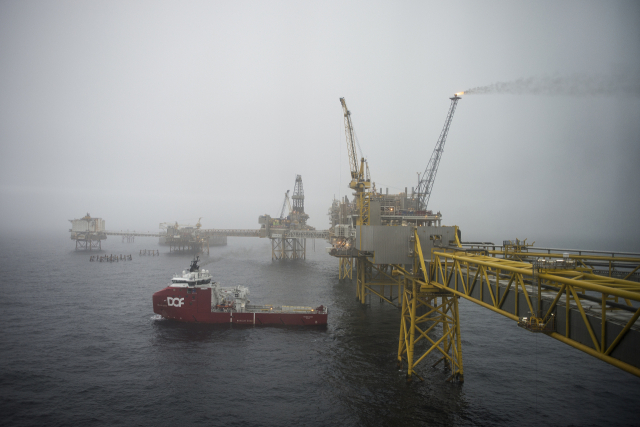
[464,72,640,96]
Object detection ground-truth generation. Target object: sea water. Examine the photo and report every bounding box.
[1,232,639,426]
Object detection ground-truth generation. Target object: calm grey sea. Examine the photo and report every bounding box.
[1,232,639,426]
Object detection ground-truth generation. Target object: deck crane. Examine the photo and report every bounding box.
[279,190,291,219]
[416,94,462,211]
[340,98,371,226]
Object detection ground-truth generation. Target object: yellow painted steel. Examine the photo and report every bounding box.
[339,257,353,280]
[345,221,640,379]
[397,230,464,382]
[550,332,640,377]
[353,258,405,305]
[369,265,404,305]
[339,97,373,302]
[336,95,640,377]
[356,259,366,304]
[488,249,640,264]
[352,163,371,304]
[353,190,371,304]
[485,247,640,283]
[453,226,462,247]
[427,247,640,378]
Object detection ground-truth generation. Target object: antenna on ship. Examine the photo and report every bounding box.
[189,256,200,272]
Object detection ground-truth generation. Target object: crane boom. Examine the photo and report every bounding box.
[416,94,461,210]
[340,97,372,192]
[340,98,360,182]
[279,190,290,219]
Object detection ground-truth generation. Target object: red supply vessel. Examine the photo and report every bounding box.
[152,257,328,325]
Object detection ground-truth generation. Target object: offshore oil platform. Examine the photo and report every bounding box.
[69,93,640,383]
[69,213,107,250]
[326,94,640,382]
[72,176,328,258]
[158,219,228,253]
[258,175,328,260]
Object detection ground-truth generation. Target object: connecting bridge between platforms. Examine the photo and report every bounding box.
[104,228,331,258]
[332,225,640,381]
[417,244,640,379]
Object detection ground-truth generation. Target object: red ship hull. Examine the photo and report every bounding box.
[153,287,327,326]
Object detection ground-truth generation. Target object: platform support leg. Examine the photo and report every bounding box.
[339,257,353,280]
[397,283,464,382]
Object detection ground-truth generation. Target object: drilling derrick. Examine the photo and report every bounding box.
[292,177,303,212]
[416,94,461,211]
[267,175,313,260]
[291,175,309,226]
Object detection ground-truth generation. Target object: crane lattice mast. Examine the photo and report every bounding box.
[339,97,371,231]
[279,190,290,219]
[340,98,359,183]
[416,94,461,211]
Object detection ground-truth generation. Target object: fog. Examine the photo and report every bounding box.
[1,1,639,251]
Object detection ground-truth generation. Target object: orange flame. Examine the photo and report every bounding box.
[455,92,464,96]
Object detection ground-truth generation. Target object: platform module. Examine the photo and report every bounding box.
[69,213,106,250]
[327,94,640,382]
[259,174,329,260]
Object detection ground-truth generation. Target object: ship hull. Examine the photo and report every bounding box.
[152,287,327,326]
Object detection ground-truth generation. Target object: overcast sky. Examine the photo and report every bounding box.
[1,1,639,251]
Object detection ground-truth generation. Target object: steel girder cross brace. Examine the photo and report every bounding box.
[397,230,464,382]
[339,257,354,280]
[430,248,640,378]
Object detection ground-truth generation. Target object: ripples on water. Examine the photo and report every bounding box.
[1,233,639,426]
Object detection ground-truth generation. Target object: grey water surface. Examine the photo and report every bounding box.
[1,233,638,426]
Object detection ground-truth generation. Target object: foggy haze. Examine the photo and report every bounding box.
[1,1,639,251]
